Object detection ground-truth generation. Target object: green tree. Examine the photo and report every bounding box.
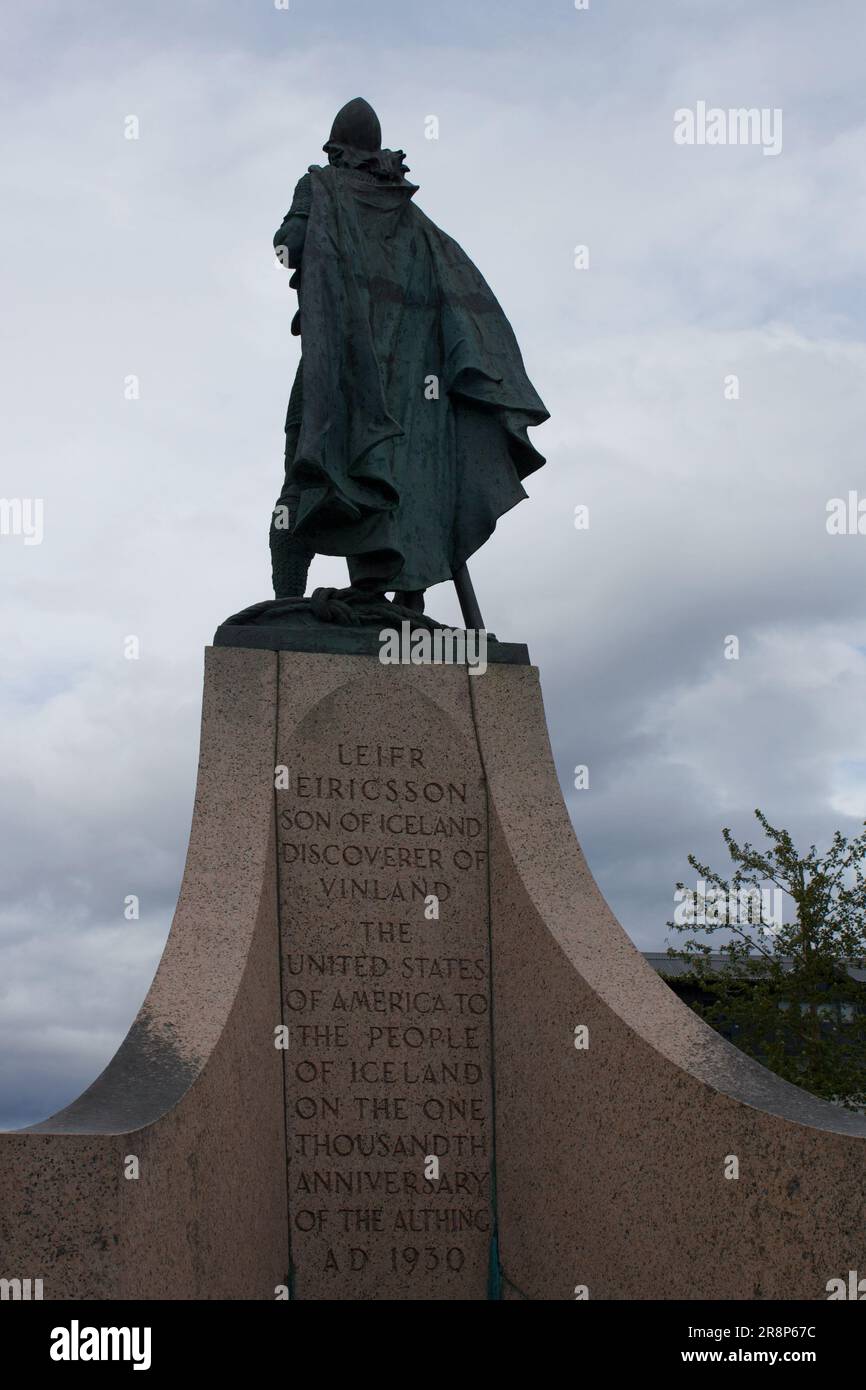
[666,810,866,1109]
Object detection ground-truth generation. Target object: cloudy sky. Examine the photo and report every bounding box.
[2,0,865,1128]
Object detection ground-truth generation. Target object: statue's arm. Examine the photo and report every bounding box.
[274,172,313,269]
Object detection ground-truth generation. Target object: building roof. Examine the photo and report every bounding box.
[644,952,866,983]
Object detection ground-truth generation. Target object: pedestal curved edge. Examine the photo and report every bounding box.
[470,664,866,1300]
[0,648,288,1298]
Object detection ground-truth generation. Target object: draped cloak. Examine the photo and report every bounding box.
[284,163,549,593]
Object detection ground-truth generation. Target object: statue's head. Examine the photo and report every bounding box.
[322,97,411,186]
[325,98,382,155]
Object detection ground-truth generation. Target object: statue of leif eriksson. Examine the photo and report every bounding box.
[268,97,549,630]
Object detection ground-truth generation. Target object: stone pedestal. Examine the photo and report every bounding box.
[2,645,865,1300]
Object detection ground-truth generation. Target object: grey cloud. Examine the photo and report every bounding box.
[2,2,865,1125]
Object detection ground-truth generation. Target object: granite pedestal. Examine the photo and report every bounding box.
[2,645,865,1299]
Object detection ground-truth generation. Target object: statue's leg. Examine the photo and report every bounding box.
[270,482,314,598]
[393,590,425,614]
[270,363,314,599]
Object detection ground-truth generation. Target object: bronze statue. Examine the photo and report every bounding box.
[269,97,548,628]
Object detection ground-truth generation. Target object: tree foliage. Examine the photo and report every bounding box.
[667,810,866,1109]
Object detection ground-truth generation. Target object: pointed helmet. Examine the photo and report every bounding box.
[326,97,382,153]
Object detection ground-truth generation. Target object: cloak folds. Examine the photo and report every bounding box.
[289,163,549,593]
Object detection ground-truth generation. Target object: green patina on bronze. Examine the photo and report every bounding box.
[269,98,549,616]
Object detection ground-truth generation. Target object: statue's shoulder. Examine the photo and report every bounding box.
[304,164,335,201]
[293,164,326,187]
[287,165,332,218]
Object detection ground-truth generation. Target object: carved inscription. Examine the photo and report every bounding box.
[277,688,494,1299]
